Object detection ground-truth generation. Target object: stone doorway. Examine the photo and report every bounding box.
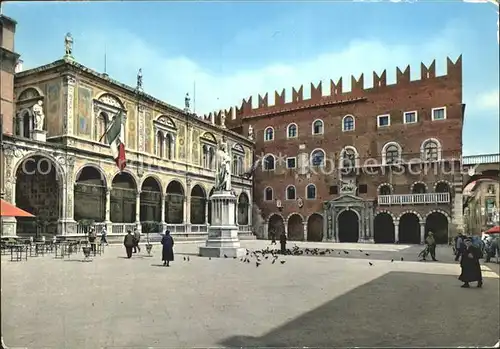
[337,210,359,243]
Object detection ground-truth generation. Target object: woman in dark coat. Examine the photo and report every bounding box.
[161,230,174,267]
[458,238,483,288]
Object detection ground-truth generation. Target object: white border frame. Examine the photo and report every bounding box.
[263,186,274,201]
[310,148,326,167]
[420,138,442,162]
[285,185,297,200]
[286,156,297,169]
[381,141,402,165]
[264,126,275,142]
[340,146,360,168]
[311,119,324,135]
[431,107,447,121]
[286,123,298,139]
[262,153,276,171]
[342,114,356,132]
[403,111,418,124]
[305,184,317,200]
[377,114,391,128]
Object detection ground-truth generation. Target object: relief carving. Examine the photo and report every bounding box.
[98,94,123,109]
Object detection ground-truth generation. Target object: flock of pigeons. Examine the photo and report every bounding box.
[180,245,405,267]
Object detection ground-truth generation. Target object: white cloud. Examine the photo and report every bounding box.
[476,89,499,111]
[75,20,465,115]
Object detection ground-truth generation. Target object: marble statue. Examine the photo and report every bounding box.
[32,100,45,131]
[248,125,254,140]
[137,68,143,90]
[185,93,191,110]
[340,178,357,194]
[215,137,231,191]
[220,111,226,128]
[64,33,73,56]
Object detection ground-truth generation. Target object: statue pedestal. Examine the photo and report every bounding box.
[31,129,47,142]
[199,190,245,258]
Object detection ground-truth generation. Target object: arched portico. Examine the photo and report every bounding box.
[399,212,421,244]
[337,209,360,242]
[165,180,184,224]
[287,213,304,241]
[424,210,449,244]
[307,213,323,242]
[74,165,107,223]
[190,185,207,224]
[110,172,137,224]
[373,211,395,243]
[267,213,285,238]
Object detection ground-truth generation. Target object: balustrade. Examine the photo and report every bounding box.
[462,154,500,165]
[378,192,450,205]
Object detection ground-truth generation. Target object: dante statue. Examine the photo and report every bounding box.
[64,33,73,56]
[248,125,254,140]
[137,68,143,90]
[215,137,231,191]
[185,93,190,110]
[32,100,45,131]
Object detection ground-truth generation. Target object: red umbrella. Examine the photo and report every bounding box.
[0,199,35,217]
[484,226,500,234]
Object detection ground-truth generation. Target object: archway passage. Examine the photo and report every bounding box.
[207,187,215,224]
[307,213,323,242]
[373,213,395,243]
[337,210,359,242]
[190,185,206,224]
[140,177,162,223]
[287,214,304,241]
[15,156,61,236]
[268,214,284,238]
[399,213,420,244]
[166,181,184,224]
[110,172,137,223]
[238,193,250,226]
[425,212,448,244]
[74,166,106,223]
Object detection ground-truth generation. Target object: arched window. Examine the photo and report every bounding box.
[378,184,392,195]
[96,112,108,144]
[312,119,324,135]
[264,127,274,141]
[310,149,325,167]
[286,185,296,200]
[202,144,216,169]
[342,115,355,132]
[306,184,316,199]
[165,133,174,160]
[287,123,298,138]
[435,182,450,193]
[263,155,275,171]
[156,131,164,158]
[412,182,427,194]
[421,139,441,161]
[231,144,245,176]
[264,187,273,201]
[382,142,402,165]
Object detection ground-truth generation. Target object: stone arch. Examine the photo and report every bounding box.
[373,211,395,243]
[165,180,185,224]
[237,192,250,225]
[337,209,360,243]
[377,182,393,194]
[17,86,43,101]
[434,180,453,193]
[342,114,356,131]
[156,115,177,129]
[398,211,422,244]
[110,172,137,223]
[190,184,207,224]
[420,138,442,161]
[287,213,304,241]
[267,213,285,238]
[96,92,125,110]
[74,163,108,189]
[109,169,139,190]
[411,181,428,194]
[15,154,64,236]
[140,176,162,223]
[74,165,107,223]
[139,174,164,193]
[307,213,323,242]
[424,209,449,244]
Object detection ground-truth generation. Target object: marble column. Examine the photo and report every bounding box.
[205,200,209,225]
[160,193,166,224]
[105,187,111,231]
[394,220,399,243]
[63,75,76,135]
[420,221,425,244]
[135,190,141,232]
[184,179,192,230]
[322,211,328,242]
[303,222,308,241]
[284,219,288,237]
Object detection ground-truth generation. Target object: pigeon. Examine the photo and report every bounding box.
[183,257,186,261]
[391,259,394,262]
[224,254,228,258]
[272,259,276,264]
[256,262,260,267]
[280,260,286,264]
[400,257,404,261]
[359,250,363,252]
[187,257,190,262]
[369,262,373,266]
[343,250,349,254]
[233,256,237,259]
[365,253,370,256]
[265,256,269,259]
[209,257,211,260]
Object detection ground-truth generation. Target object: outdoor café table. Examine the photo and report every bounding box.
[54,242,67,259]
[35,242,46,256]
[10,244,28,262]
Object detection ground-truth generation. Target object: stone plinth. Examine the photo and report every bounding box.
[31,129,47,142]
[1,217,17,237]
[199,190,245,258]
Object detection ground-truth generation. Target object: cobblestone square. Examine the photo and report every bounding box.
[2,241,499,348]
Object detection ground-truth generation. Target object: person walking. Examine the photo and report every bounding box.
[100,227,108,246]
[161,230,174,267]
[133,228,141,253]
[455,233,465,261]
[88,228,97,254]
[425,231,438,261]
[123,230,135,258]
[270,229,277,245]
[458,237,483,288]
[279,231,287,255]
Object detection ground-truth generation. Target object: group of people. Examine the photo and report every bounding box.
[122,229,175,266]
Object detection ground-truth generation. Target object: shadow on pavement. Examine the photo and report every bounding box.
[219,271,500,348]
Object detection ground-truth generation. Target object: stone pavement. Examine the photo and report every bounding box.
[1,241,499,348]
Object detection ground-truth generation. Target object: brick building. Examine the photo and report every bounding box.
[220,56,465,244]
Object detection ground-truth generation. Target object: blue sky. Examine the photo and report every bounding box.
[4,0,499,155]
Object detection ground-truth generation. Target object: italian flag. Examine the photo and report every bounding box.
[106,111,126,171]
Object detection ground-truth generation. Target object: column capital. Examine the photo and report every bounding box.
[136,190,142,195]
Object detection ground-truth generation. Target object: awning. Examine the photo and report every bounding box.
[485,226,500,235]
[0,200,35,217]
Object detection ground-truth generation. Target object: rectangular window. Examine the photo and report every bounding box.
[432,107,446,121]
[286,157,296,169]
[358,184,368,194]
[377,114,390,127]
[329,186,338,195]
[403,111,418,124]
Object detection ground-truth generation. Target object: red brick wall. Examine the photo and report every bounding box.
[226,57,463,222]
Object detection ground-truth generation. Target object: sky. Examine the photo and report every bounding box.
[3,0,499,155]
